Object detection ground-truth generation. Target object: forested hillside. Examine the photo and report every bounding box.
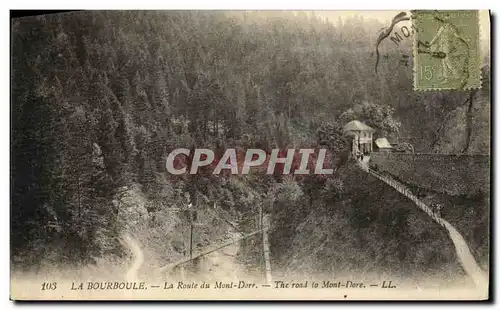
[11,11,490,270]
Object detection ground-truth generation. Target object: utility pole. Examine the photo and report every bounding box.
[166,196,202,279]
[189,207,194,260]
[260,203,272,285]
[187,202,195,260]
[259,203,264,232]
[187,200,205,271]
[258,203,263,234]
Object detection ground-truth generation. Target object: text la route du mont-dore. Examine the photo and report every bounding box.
[69,279,397,291]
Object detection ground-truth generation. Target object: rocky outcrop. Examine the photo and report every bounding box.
[114,184,149,230]
[433,67,490,155]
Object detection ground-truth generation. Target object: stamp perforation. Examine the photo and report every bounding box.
[412,10,482,91]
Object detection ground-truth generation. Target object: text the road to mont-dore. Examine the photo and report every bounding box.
[45,279,397,291]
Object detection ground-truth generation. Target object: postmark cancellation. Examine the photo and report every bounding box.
[412,10,481,91]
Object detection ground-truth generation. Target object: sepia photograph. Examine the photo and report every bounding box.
[10,9,491,300]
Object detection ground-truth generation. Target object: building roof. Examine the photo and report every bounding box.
[343,120,374,133]
[375,138,392,149]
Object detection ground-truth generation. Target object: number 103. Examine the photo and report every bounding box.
[41,282,57,290]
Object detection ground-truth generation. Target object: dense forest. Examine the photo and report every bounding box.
[11,11,490,272]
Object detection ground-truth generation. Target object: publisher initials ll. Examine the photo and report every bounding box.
[381,281,396,288]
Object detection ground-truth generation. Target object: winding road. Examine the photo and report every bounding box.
[441,219,488,288]
[121,232,144,282]
[121,227,252,283]
[120,159,488,292]
[361,161,488,289]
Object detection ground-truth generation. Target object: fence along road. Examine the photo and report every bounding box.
[358,161,488,289]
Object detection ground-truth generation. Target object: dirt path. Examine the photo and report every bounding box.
[121,232,144,282]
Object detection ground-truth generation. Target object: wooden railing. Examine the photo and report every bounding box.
[363,165,443,225]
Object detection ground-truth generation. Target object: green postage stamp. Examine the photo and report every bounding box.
[413,10,481,91]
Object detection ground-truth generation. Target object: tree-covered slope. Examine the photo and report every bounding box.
[11,11,490,270]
